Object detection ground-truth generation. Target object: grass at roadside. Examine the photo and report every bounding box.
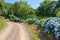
[22,23,40,40]
[0,16,6,30]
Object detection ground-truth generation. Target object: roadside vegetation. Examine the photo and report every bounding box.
[22,23,40,40]
[0,16,6,30]
[0,0,60,40]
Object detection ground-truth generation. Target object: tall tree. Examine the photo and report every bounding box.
[52,0,60,16]
[36,0,51,17]
[8,1,36,19]
[0,0,5,15]
[36,0,59,17]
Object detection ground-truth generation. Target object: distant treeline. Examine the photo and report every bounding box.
[0,0,60,20]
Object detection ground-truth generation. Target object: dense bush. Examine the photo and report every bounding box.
[56,10,60,18]
[26,18,40,25]
[9,14,16,21]
[42,17,60,40]
[13,18,24,22]
[26,18,36,24]
[35,19,40,25]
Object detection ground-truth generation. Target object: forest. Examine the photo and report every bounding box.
[0,0,60,19]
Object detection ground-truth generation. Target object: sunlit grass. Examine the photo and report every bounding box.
[22,23,40,40]
[0,16,6,30]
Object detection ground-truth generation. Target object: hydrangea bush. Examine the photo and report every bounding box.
[35,19,40,25]
[42,17,60,40]
[26,18,40,25]
[26,18,36,24]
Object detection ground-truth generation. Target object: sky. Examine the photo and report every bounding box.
[4,0,44,9]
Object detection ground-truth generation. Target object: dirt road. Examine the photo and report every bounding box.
[0,21,32,40]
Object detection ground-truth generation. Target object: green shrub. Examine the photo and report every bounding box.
[56,8,60,18]
[9,14,17,21]
[56,11,60,18]
[35,19,40,25]
[40,18,46,24]
[26,18,36,24]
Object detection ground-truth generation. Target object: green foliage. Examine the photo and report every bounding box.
[0,0,4,15]
[0,0,8,18]
[26,18,36,24]
[56,13,60,18]
[13,18,23,22]
[0,16,6,30]
[9,14,16,21]
[40,18,45,24]
[0,0,60,19]
[56,11,60,18]
[36,0,58,17]
[26,18,41,25]
[7,1,36,19]
[55,8,60,18]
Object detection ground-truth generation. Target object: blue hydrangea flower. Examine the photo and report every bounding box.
[42,17,60,39]
[54,28,59,32]
[54,32,60,39]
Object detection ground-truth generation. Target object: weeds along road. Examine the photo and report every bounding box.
[0,21,32,40]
